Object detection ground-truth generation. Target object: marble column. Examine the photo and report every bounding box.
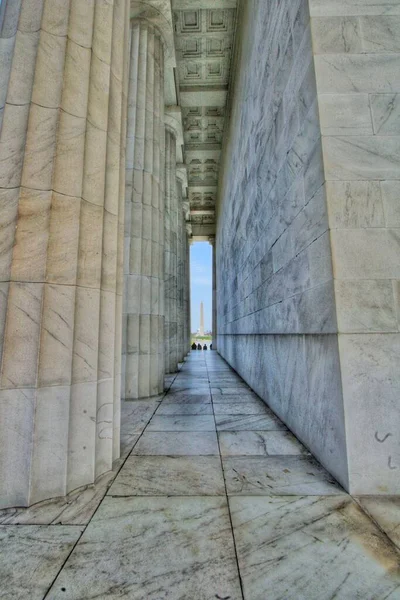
[176,166,188,363]
[209,236,217,350]
[123,21,165,399]
[186,224,193,351]
[164,126,179,374]
[0,0,130,508]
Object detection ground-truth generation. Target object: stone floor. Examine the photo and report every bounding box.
[1,352,400,599]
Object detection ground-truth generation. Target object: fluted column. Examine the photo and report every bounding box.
[209,236,217,350]
[186,225,193,351]
[123,21,165,399]
[0,0,129,508]
[183,223,190,355]
[176,179,184,362]
[164,127,179,374]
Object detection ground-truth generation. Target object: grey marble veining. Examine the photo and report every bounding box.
[230,496,400,600]
[133,431,220,455]
[215,414,288,431]
[46,497,242,600]
[213,402,269,415]
[212,393,261,403]
[120,400,160,434]
[147,415,216,431]
[0,525,84,600]
[108,456,225,496]
[0,470,117,526]
[155,402,213,415]
[224,456,344,495]
[219,430,310,456]
[163,391,212,403]
[357,497,400,550]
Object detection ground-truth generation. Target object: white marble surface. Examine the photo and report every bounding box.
[230,495,400,600]
[147,415,216,431]
[224,456,344,495]
[46,497,242,600]
[219,431,310,456]
[0,471,116,526]
[0,525,84,599]
[215,413,288,431]
[357,497,400,550]
[133,431,220,455]
[108,456,225,496]
[2,352,399,599]
[156,402,213,415]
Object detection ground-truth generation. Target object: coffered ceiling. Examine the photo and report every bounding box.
[172,1,238,239]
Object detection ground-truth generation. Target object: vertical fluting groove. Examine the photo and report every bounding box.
[164,130,171,374]
[113,0,130,462]
[0,0,128,508]
[187,231,191,353]
[123,23,141,400]
[164,127,179,374]
[157,40,165,392]
[124,21,165,399]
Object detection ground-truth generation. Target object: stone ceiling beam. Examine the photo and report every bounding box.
[180,87,228,107]
[172,0,236,7]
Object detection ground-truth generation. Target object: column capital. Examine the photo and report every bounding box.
[176,163,188,198]
[165,106,184,162]
[182,200,190,220]
[130,1,178,106]
[208,235,215,246]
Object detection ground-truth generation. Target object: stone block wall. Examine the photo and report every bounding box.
[310,0,400,493]
[216,0,400,493]
[216,0,349,489]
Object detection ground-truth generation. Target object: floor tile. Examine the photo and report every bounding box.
[133,431,220,455]
[214,402,268,415]
[120,432,140,459]
[212,393,260,403]
[108,456,225,496]
[219,431,310,457]
[0,525,84,599]
[215,414,288,431]
[223,456,344,495]
[230,496,400,600]
[163,392,211,404]
[211,387,250,395]
[357,497,400,550]
[46,497,242,600]
[155,402,213,415]
[120,400,159,434]
[147,415,216,431]
[0,471,117,525]
[170,382,210,391]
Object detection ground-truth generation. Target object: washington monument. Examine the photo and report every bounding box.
[199,302,205,336]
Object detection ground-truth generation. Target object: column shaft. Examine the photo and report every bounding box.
[164,128,179,374]
[0,0,129,508]
[212,240,217,350]
[123,22,165,399]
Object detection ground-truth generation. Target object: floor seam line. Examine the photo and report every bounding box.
[206,352,246,600]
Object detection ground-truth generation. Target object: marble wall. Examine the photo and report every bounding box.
[216,0,348,487]
[310,0,400,494]
[0,0,130,508]
[217,0,400,494]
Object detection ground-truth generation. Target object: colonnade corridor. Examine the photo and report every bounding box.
[1,351,400,599]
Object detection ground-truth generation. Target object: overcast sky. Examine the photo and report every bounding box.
[190,242,212,333]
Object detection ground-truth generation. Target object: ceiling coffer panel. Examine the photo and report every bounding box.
[173,4,237,238]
